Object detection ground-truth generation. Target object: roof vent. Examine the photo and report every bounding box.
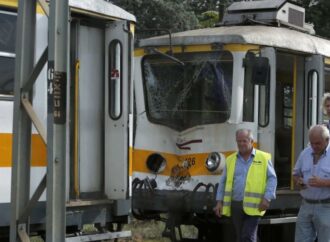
[220,0,315,35]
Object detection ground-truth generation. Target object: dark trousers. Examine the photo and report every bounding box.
[231,201,261,242]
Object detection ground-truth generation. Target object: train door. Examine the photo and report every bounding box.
[105,21,131,200]
[71,20,131,201]
[74,22,105,199]
[273,53,304,188]
[272,53,324,188]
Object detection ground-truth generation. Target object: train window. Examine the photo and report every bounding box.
[258,80,270,127]
[0,11,16,53]
[243,53,255,122]
[324,65,330,93]
[108,40,122,120]
[283,85,293,127]
[0,11,16,96]
[244,52,270,125]
[0,56,15,95]
[142,51,233,131]
[307,70,319,127]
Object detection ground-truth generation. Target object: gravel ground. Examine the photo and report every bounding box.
[30,218,198,242]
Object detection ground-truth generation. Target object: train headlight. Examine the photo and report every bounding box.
[205,152,221,172]
[146,153,167,174]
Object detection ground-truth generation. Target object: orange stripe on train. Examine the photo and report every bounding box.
[0,133,46,167]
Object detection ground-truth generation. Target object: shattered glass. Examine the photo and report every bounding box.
[142,51,233,131]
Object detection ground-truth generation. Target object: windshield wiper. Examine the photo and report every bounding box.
[146,47,185,66]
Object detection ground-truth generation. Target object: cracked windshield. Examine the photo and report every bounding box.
[143,51,233,131]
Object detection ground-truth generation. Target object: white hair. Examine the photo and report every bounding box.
[236,128,254,141]
[309,124,330,140]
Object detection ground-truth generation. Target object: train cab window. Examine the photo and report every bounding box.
[108,40,122,119]
[142,51,233,131]
[0,11,16,96]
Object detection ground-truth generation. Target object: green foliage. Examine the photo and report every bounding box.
[112,0,199,33]
[296,0,330,38]
[112,0,330,39]
[198,11,219,28]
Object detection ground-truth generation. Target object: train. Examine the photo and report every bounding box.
[131,0,330,241]
[0,0,135,241]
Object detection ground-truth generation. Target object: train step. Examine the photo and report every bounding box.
[65,230,131,242]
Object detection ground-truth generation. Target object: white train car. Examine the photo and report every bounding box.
[132,0,330,241]
[0,0,135,240]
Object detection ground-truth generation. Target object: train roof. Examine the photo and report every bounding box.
[0,0,136,22]
[139,25,330,57]
[69,0,136,22]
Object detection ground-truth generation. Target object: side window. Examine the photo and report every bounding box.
[243,57,254,122]
[307,70,319,127]
[243,52,270,125]
[324,65,330,93]
[108,40,122,119]
[0,11,17,96]
[283,85,293,127]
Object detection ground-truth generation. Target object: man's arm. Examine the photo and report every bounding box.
[259,159,277,211]
[214,201,223,218]
[292,153,305,188]
[308,176,330,187]
[213,165,227,217]
[263,160,277,201]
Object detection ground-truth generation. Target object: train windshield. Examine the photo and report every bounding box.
[142,51,233,131]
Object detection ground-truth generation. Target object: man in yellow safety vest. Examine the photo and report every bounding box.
[214,128,277,242]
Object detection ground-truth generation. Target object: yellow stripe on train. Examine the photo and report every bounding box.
[0,133,46,167]
[131,149,235,176]
[0,0,46,14]
[134,44,259,57]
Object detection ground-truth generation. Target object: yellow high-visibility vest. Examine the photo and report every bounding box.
[222,149,270,217]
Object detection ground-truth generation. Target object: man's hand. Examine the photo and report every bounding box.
[294,176,307,189]
[258,198,270,212]
[308,176,329,187]
[213,201,223,218]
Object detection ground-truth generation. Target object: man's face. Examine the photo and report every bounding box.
[236,132,253,155]
[309,133,328,155]
[325,100,330,117]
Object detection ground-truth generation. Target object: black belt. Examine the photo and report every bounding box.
[304,198,330,204]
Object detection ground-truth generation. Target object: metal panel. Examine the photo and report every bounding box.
[258,47,276,156]
[104,20,131,199]
[78,25,104,193]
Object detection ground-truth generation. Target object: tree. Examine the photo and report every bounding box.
[111,0,199,34]
[298,0,330,38]
[112,0,330,39]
